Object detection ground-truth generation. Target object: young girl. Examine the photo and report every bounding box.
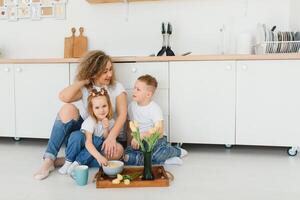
[59,88,115,175]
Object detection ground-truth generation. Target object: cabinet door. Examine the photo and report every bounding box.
[236,60,300,147]
[0,65,15,137]
[15,64,69,138]
[114,62,169,89]
[170,61,235,144]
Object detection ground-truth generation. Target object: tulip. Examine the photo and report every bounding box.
[129,121,137,132]
[133,121,139,128]
[148,128,156,135]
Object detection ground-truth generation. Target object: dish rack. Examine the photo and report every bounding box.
[255,41,300,54]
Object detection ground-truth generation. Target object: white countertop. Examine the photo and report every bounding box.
[0,53,300,64]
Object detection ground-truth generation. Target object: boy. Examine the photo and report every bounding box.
[124,74,187,165]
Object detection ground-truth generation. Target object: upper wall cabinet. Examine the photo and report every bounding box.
[86,0,158,3]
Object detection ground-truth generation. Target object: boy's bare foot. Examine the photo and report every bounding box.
[54,157,65,167]
[34,158,55,180]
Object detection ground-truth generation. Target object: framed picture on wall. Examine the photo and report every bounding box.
[0,6,8,19]
[40,5,53,17]
[5,0,18,5]
[52,0,67,3]
[7,5,17,21]
[30,3,40,20]
[41,0,51,4]
[18,0,30,4]
[54,2,65,19]
[30,0,41,4]
[17,3,30,18]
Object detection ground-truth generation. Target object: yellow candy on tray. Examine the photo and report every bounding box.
[124,179,130,185]
[112,178,120,184]
[117,174,123,181]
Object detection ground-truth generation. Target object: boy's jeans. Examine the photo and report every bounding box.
[124,136,181,165]
[65,133,104,166]
[43,115,84,160]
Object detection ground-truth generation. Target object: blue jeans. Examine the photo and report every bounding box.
[65,131,104,168]
[66,133,104,166]
[124,136,181,165]
[44,115,84,160]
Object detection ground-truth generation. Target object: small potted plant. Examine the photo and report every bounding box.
[129,121,161,180]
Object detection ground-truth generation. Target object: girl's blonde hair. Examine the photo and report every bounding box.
[76,50,116,89]
[87,88,113,120]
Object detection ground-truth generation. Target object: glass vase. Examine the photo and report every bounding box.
[142,151,154,180]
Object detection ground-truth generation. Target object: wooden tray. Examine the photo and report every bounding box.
[95,166,170,188]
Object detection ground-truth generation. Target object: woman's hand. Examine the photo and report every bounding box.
[102,136,117,159]
[82,79,90,85]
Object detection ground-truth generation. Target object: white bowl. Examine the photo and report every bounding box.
[102,160,124,177]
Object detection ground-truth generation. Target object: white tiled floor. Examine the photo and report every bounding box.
[1,138,300,200]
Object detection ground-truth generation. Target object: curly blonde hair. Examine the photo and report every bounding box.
[75,50,116,89]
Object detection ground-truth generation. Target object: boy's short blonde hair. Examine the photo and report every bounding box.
[137,74,158,93]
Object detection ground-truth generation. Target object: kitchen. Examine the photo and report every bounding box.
[0,0,300,199]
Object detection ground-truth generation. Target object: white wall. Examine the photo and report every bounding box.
[0,0,291,58]
[290,0,300,31]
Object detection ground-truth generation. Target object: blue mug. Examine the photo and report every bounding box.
[71,165,89,186]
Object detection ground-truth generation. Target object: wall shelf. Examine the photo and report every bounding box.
[86,0,158,3]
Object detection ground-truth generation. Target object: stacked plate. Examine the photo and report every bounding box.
[255,24,300,54]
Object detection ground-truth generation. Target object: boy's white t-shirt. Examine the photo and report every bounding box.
[128,101,165,136]
[81,116,115,137]
[80,81,126,120]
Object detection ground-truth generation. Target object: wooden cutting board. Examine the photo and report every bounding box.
[73,27,88,58]
[64,27,76,58]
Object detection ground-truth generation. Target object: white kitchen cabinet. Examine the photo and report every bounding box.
[236,60,300,147]
[170,61,236,144]
[0,65,15,137]
[114,62,169,89]
[15,64,69,138]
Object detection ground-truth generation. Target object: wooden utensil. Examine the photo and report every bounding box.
[64,27,76,58]
[73,27,88,58]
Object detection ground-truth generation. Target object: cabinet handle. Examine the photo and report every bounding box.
[131,67,137,73]
[241,65,248,70]
[16,68,22,72]
[4,67,10,72]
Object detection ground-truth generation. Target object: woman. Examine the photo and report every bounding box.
[34,50,127,180]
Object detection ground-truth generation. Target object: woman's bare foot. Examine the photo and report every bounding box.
[54,157,65,167]
[34,158,55,180]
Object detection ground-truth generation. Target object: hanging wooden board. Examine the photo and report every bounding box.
[73,27,88,58]
[95,166,170,188]
[64,27,76,58]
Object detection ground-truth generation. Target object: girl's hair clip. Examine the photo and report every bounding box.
[89,88,107,97]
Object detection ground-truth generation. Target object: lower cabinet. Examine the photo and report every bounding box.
[169,61,236,144]
[0,64,69,139]
[15,64,69,138]
[0,65,15,137]
[2,59,300,150]
[236,60,300,147]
